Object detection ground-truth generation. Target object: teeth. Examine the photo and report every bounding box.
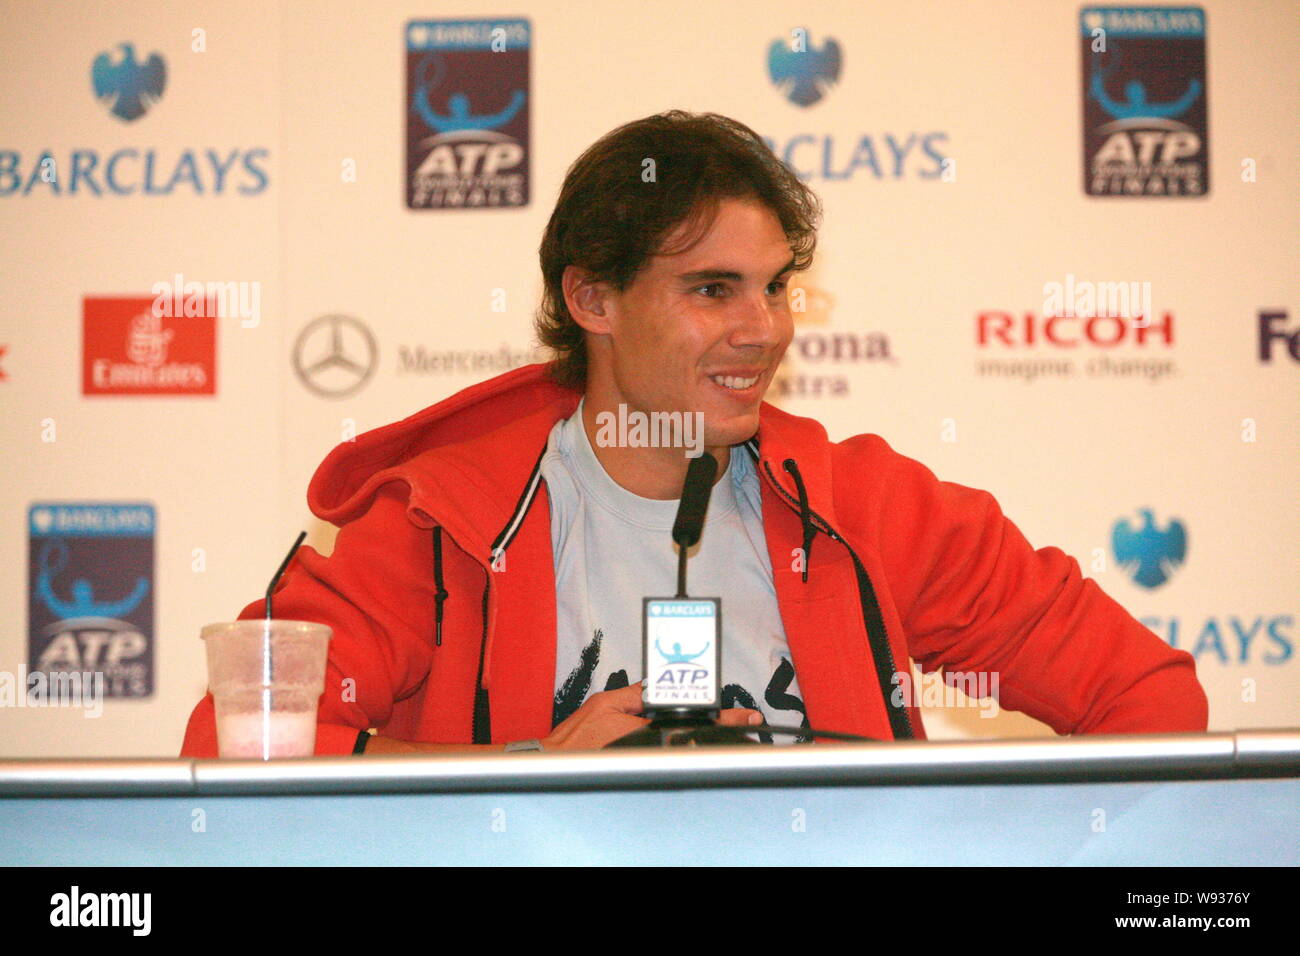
[710,374,759,390]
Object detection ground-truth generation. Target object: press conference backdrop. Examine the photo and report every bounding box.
[1,1,1295,758]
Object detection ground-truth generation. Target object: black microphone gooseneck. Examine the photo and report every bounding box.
[671,452,718,598]
[605,452,722,749]
[605,448,880,749]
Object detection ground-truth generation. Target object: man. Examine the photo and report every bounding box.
[181,111,1207,757]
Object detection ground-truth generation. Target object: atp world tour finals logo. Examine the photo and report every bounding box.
[1081,7,1209,196]
[28,503,155,698]
[405,19,531,209]
[645,600,719,707]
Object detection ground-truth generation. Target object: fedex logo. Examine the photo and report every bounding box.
[1258,310,1298,363]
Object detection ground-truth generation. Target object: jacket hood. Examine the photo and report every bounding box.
[307,363,841,557]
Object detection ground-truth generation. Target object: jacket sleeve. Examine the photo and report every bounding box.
[179,482,439,756]
[863,437,1209,735]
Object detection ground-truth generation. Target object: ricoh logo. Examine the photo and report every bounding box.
[974,309,1178,383]
[979,310,1173,347]
[50,886,151,936]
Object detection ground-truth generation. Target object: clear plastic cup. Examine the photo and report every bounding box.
[201,620,332,759]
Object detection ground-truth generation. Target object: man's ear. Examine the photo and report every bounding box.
[562,265,615,336]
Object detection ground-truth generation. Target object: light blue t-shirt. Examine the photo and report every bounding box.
[538,400,810,743]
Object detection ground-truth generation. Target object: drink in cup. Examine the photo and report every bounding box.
[201,620,332,759]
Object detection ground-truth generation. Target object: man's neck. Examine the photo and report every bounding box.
[579,399,730,501]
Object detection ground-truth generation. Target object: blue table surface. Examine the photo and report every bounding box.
[4,778,1296,866]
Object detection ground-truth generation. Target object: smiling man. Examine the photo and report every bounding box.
[181,110,1208,758]
[569,194,794,499]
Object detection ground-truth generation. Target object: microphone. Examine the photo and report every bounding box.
[603,450,881,749]
[607,451,726,748]
[672,452,717,547]
[671,452,717,597]
[603,447,889,749]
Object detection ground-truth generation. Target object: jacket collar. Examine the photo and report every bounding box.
[307,363,840,555]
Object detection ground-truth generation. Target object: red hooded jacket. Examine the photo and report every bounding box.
[180,363,1208,755]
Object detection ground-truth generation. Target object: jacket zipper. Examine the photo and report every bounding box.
[761,458,916,740]
[433,440,550,745]
[427,519,494,743]
[432,527,449,647]
[472,578,491,744]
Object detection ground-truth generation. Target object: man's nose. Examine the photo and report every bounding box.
[730,291,786,348]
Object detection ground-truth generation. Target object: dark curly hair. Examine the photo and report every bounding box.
[535,110,822,390]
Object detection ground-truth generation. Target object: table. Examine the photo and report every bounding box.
[2,731,1296,865]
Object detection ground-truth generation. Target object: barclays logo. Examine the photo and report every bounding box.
[1112,508,1187,589]
[92,43,166,122]
[768,28,841,107]
[0,42,270,198]
[763,31,949,182]
[1141,614,1293,665]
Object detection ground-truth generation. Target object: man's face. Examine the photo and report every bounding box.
[591,197,796,449]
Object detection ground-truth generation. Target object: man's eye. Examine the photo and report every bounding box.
[767,280,788,295]
[698,284,726,298]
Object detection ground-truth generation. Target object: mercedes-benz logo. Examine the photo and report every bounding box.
[293,315,378,398]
